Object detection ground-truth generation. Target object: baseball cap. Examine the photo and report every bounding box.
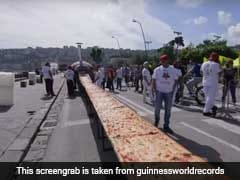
[160,54,169,61]
[209,52,219,61]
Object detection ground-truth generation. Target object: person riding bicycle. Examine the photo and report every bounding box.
[186,60,202,96]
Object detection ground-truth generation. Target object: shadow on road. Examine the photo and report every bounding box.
[40,96,54,101]
[175,104,203,113]
[169,132,223,162]
[80,85,119,162]
[213,114,240,126]
[0,105,12,113]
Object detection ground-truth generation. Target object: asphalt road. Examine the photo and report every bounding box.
[43,83,240,162]
[43,92,117,162]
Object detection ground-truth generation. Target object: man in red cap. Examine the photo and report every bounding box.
[152,54,178,134]
[201,52,221,116]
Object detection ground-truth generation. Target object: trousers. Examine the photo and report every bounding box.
[143,84,153,102]
[44,79,55,96]
[116,78,122,90]
[203,85,218,113]
[154,91,172,128]
[222,80,237,104]
[67,80,74,96]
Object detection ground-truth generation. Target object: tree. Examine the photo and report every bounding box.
[180,39,238,64]
[157,45,176,64]
[90,47,103,64]
[129,51,145,65]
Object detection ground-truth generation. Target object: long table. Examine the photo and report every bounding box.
[79,75,208,163]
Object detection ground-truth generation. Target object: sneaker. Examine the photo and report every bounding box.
[203,112,212,116]
[163,127,174,134]
[212,106,218,117]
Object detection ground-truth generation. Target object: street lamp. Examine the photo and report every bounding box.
[132,19,148,60]
[76,42,83,67]
[112,36,121,56]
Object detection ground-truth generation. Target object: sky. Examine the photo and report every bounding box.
[0,0,240,49]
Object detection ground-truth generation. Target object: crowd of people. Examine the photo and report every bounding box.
[40,52,238,134]
[91,52,238,134]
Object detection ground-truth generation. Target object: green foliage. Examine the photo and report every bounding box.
[90,47,103,64]
[148,55,160,68]
[157,45,176,64]
[129,52,145,65]
[180,39,238,63]
[175,36,184,47]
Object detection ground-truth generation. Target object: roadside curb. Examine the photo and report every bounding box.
[0,78,65,163]
[23,84,66,162]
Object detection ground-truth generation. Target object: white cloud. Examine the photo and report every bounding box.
[0,0,174,49]
[218,10,232,26]
[176,0,204,8]
[193,16,208,25]
[225,23,240,45]
[183,16,208,25]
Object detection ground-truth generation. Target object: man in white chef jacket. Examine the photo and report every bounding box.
[142,61,153,103]
[95,66,104,87]
[201,52,221,116]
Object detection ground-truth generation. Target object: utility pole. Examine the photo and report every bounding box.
[145,41,152,51]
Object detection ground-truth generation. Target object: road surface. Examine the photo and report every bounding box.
[43,83,240,162]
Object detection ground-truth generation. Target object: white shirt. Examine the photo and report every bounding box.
[201,61,221,86]
[173,66,182,79]
[116,68,123,79]
[42,66,52,79]
[152,65,177,93]
[95,70,103,86]
[142,68,151,86]
[64,69,74,81]
[99,68,105,80]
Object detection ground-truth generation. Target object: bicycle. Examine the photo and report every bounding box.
[177,74,205,105]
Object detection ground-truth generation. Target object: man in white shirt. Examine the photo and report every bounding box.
[95,67,104,88]
[116,67,123,90]
[142,61,153,103]
[42,62,55,97]
[152,54,177,134]
[201,52,221,116]
[64,66,75,97]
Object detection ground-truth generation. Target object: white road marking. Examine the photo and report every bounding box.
[233,115,240,120]
[114,96,148,116]
[180,122,240,152]
[62,119,90,128]
[138,111,148,116]
[116,94,181,113]
[60,98,70,127]
[115,95,154,115]
[202,118,240,135]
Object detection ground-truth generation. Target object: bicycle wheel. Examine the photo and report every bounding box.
[195,86,205,106]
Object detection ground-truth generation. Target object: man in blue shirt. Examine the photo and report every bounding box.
[186,61,202,96]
